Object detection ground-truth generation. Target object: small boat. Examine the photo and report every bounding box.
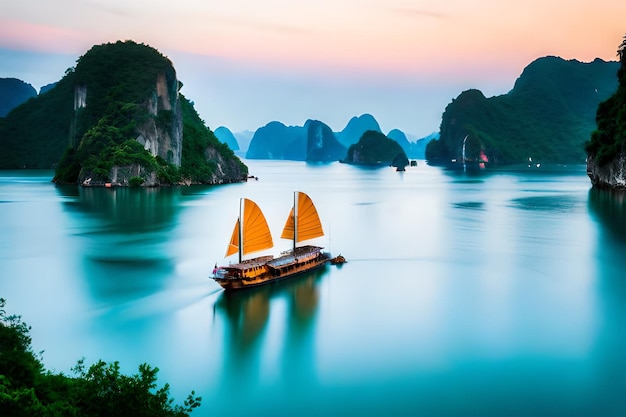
[211,192,332,291]
[330,255,346,264]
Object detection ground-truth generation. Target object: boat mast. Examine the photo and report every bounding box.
[293,191,298,253]
[238,197,243,263]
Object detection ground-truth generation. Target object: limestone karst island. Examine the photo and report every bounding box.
[0,40,247,187]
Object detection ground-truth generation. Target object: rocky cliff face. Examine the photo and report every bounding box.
[108,164,157,187]
[79,72,182,167]
[74,70,183,186]
[587,153,626,189]
[305,120,347,162]
[134,72,183,167]
[203,146,247,184]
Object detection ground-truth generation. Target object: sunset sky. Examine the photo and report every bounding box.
[1,0,624,136]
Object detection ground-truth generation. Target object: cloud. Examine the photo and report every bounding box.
[83,0,133,18]
[217,15,310,37]
[0,19,84,53]
[390,7,447,20]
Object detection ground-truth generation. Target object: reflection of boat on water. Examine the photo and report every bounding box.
[214,267,326,333]
[213,267,325,388]
[213,268,325,361]
[211,191,332,291]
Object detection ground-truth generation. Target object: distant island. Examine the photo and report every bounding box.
[306,119,348,162]
[0,78,37,117]
[0,40,247,187]
[336,114,382,148]
[342,130,409,169]
[243,113,429,163]
[586,35,626,189]
[213,126,239,152]
[426,56,620,168]
[246,120,306,160]
[244,119,348,162]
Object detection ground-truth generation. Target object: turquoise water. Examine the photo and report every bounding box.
[1,161,625,416]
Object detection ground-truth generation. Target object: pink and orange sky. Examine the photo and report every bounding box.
[1,0,624,136]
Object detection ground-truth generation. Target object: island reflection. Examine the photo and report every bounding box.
[55,186,185,302]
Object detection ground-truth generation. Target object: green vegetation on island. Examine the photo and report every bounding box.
[0,298,201,416]
[585,35,626,167]
[178,94,248,183]
[0,71,75,169]
[343,130,409,168]
[426,56,620,167]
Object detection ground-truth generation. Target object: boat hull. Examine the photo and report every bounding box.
[212,246,330,291]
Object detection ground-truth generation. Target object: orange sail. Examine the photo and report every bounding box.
[226,198,274,258]
[225,221,240,258]
[281,192,324,243]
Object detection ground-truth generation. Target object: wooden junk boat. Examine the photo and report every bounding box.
[211,192,332,291]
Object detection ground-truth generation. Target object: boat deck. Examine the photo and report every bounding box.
[223,255,274,271]
[267,245,323,268]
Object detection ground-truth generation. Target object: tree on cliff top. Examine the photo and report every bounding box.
[585,34,626,167]
[618,36,626,62]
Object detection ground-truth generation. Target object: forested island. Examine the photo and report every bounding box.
[426,56,620,168]
[585,35,626,189]
[342,130,409,169]
[0,41,246,187]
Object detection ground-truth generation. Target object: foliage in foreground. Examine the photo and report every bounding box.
[0,298,201,416]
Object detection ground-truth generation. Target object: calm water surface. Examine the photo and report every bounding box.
[1,161,626,416]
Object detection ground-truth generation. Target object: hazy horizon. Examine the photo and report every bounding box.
[1,0,624,136]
